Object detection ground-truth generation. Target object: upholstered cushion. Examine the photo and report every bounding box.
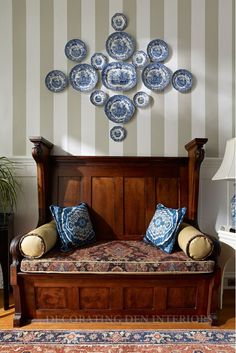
[177,223,214,260]
[19,221,57,258]
[144,203,186,253]
[20,240,215,274]
[50,203,96,252]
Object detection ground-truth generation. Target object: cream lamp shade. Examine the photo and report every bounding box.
[212,138,236,180]
[212,137,236,230]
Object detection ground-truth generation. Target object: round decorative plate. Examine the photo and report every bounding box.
[102,62,137,91]
[91,53,108,70]
[69,64,98,92]
[110,126,127,142]
[106,32,136,61]
[90,90,108,106]
[65,39,87,62]
[147,39,169,62]
[104,95,135,123]
[132,50,149,69]
[142,63,171,91]
[111,13,127,31]
[172,69,193,92]
[133,91,151,108]
[45,70,68,93]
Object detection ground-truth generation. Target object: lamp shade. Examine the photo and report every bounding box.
[212,137,236,180]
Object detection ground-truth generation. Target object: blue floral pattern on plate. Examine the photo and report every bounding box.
[110,125,127,142]
[91,53,108,70]
[69,64,98,92]
[133,91,151,108]
[65,39,87,62]
[142,63,171,91]
[106,32,136,61]
[132,50,149,68]
[172,69,193,92]
[90,90,108,106]
[45,70,68,93]
[111,13,128,31]
[147,39,169,62]
[102,62,137,91]
[104,95,135,123]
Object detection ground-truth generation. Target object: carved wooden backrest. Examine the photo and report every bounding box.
[30,137,207,240]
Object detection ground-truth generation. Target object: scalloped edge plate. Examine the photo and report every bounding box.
[110,125,127,142]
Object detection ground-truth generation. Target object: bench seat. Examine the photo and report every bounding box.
[20,240,215,274]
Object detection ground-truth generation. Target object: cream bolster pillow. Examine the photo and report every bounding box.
[177,223,214,260]
[19,221,57,258]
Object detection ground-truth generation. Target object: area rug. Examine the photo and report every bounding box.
[0,329,235,352]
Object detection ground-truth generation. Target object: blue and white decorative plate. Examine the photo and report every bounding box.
[106,32,136,61]
[133,91,151,108]
[90,90,108,106]
[65,39,87,62]
[110,125,127,142]
[142,63,171,91]
[91,53,108,70]
[132,50,149,69]
[147,39,169,62]
[45,70,68,92]
[172,69,193,92]
[102,62,137,91]
[111,13,127,31]
[104,95,135,123]
[69,64,98,92]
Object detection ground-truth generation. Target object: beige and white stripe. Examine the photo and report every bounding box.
[0,0,234,158]
[0,0,13,156]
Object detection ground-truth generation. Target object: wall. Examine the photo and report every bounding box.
[0,0,235,158]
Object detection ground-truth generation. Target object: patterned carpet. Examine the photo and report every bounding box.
[0,329,235,352]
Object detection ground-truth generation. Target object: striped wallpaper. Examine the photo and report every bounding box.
[0,0,235,157]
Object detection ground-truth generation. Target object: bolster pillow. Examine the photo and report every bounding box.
[19,221,57,258]
[177,223,214,260]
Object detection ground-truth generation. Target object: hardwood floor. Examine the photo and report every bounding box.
[0,289,235,330]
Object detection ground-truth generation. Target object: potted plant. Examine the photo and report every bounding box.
[0,157,19,224]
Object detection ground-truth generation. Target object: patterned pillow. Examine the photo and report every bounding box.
[50,203,96,252]
[144,203,186,253]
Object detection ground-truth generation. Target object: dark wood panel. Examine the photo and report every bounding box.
[124,287,154,309]
[79,287,110,309]
[167,287,197,309]
[36,287,67,309]
[124,178,146,235]
[156,177,179,208]
[57,177,82,206]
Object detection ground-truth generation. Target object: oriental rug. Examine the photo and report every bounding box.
[0,329,235,353]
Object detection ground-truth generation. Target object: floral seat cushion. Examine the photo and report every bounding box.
[20,240,215,274]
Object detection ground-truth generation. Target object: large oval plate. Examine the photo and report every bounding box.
[142,63,171,91]
[147,39,169,62]
[65,39,87,62]
[104,95,135,123]
[102,62,137,91]
[172,69,192,92]
[106,32,136,60]
[69,64,98,92]
[45,70,68,93]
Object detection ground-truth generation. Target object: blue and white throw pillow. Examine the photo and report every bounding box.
[50,203,96,252]
[144,203,186,253]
